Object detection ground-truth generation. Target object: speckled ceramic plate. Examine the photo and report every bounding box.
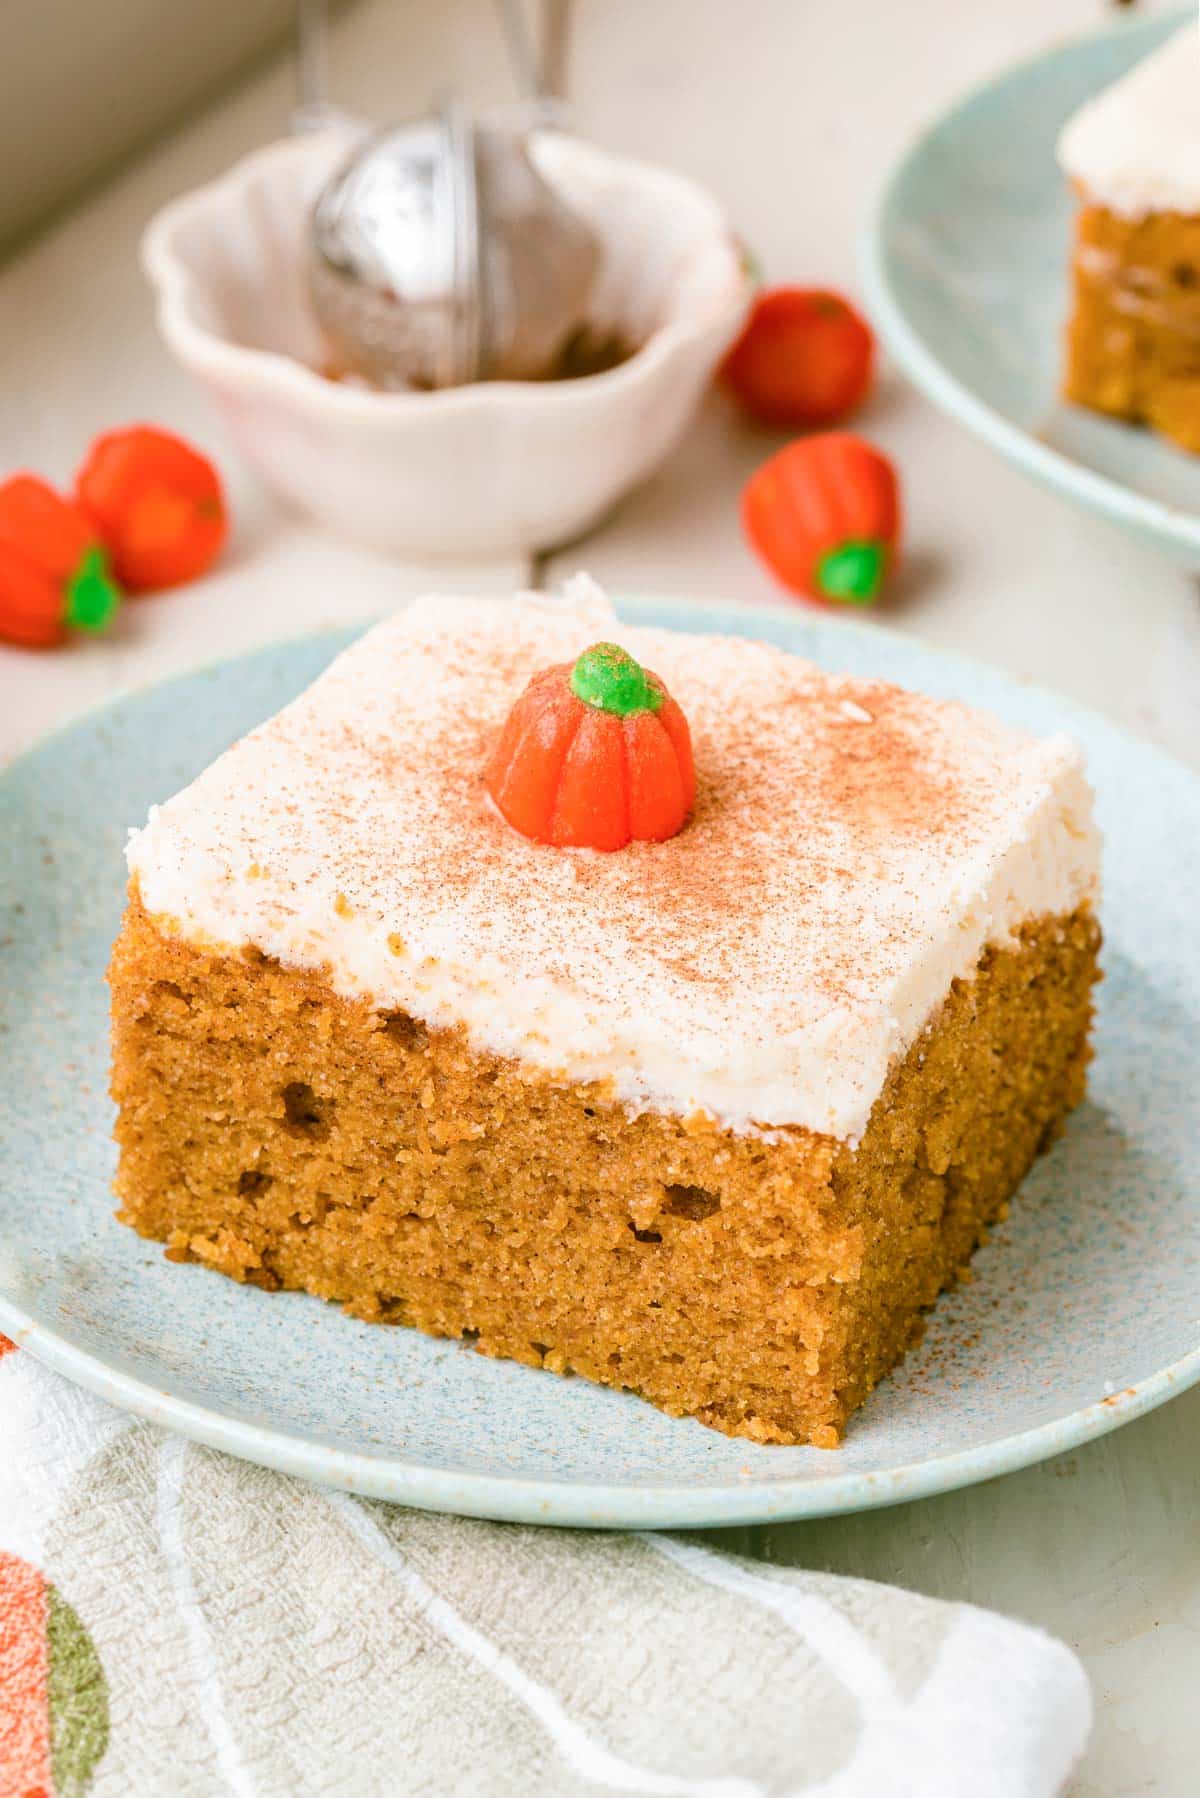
[860,10,1200,560]
[2,598,1199,1527]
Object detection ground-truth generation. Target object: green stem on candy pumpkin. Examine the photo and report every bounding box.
[736,238,764,287]
[816,539,885,606]
[570,642,662,716]
[64,546,120,633]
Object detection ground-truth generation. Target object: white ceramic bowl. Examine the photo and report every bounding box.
[142,129,751,557]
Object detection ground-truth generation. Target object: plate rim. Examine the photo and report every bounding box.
[3,596,1200,1529]
[858,7,1200,559]
[3,1294,1196,1528]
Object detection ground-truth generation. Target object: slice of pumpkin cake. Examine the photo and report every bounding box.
[110,579,1101,1445]
[1060,23,1200,450]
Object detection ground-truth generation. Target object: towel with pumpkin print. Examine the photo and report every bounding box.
[0,1338,1090,1798]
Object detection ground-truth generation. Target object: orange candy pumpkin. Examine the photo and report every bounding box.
[485,641,695,851]
[0,474,121,649]
[75,425,226,593]
[720,287,875,428]
[742,432,901,607]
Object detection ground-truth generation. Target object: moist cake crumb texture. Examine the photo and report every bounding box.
[110,896,1100,1447]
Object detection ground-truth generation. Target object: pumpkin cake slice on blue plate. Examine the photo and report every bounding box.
[108,576,1101,1446]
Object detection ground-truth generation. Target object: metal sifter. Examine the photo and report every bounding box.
[304,1,600,390]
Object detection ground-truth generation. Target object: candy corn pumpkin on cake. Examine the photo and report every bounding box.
[109,579,1102,1446]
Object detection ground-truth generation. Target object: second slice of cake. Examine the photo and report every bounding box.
[110,581,1101,1446]
[1059,23,1200,451]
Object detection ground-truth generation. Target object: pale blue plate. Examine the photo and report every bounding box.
[861,10,1200,560]
[2,598,1199,1527]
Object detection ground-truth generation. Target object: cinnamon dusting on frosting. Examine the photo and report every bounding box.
[126,581,1100,1139]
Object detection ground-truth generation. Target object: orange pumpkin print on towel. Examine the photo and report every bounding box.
[0,1552,109,1797]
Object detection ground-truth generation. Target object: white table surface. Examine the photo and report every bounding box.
[2,1,1197,1790]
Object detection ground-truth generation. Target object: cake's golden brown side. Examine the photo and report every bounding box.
[1064,202,1200,451]
[108,894,1100,1447]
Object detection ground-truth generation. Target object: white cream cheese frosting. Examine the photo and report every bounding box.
[126,580,1100,1142]
[1058,23,1200,218]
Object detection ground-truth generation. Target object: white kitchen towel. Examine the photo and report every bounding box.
[0,1339,1091,1798]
